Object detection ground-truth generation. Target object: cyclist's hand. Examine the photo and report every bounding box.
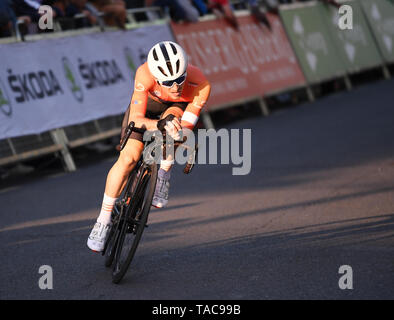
[157,115,182,141]
[164,118,181,141]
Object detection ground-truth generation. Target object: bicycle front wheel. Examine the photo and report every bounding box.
[103,202,122,268]
[103,166,139,268]
[112,163,157,284]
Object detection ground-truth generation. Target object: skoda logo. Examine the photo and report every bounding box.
[62,57,83,103]
[0,79,12,117]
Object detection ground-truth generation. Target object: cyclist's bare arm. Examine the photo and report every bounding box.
[128,110,159,131]
[181,80,211,130]
[127,97,180,132]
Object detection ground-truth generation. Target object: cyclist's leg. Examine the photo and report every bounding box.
[107,97,166,199]
[88,100,162,251]
[87,138,144,252]
[104,138,144,199]
[100,97,167,213]
[152,105,186,208]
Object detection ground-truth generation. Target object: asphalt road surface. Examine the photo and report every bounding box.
[1,79,394,300]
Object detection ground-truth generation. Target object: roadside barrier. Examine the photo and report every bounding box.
[0,17,174,172]
[360,0,394,77]
[0,1,392,172]
[171,11,307,128]
[279,0,390,97]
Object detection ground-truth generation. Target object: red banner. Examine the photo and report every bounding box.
[171,14,306,110]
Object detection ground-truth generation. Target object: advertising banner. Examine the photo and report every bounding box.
[0,24,175,139]
[279,3,346,83]
[361,0,394,63]
[171,14,305,110]
[320,0,383,72]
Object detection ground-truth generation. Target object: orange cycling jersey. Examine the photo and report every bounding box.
[129,62,211,130]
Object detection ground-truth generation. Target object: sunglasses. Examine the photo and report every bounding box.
[158,73,187,88]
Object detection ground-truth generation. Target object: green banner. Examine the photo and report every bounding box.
[279,3,346,83]
[361,0,394,63]
[320,0,384,72]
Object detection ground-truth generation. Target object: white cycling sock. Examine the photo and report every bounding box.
[97,193,117,225]
[160,159,173,172]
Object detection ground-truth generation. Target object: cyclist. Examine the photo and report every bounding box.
[87,41,211,252]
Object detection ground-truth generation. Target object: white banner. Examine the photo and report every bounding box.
[0,24,175,139]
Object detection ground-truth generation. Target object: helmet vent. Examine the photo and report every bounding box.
[153,49,158,61]
[176,60,180,74]
[158,66,167,77]
[170,43,177,55]
[166,62,174,76]
[160,43,170,62]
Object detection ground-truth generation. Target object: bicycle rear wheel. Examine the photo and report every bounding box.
[112,163,157,284]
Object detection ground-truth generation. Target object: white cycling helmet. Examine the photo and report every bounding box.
[147,41,188,82]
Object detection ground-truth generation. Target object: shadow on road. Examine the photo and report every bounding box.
[124,212,394,299]
[0,201,393,299]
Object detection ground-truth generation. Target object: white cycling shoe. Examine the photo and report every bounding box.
[152,176,170,208]
[87,222,111,252]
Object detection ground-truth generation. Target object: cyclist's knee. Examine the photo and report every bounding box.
[161,107,184,120]
[118,140,144,171]
[119,153,137,170]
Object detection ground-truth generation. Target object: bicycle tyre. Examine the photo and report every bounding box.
[112,163,157,284]
[104,212,122,268]
[103,167,139,268]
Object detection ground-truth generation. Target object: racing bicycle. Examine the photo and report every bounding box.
[102,121,197,284]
